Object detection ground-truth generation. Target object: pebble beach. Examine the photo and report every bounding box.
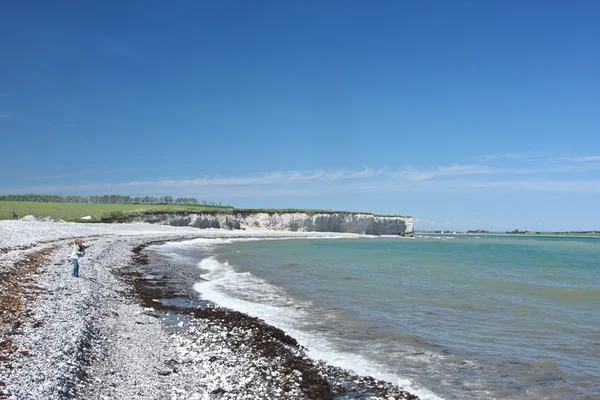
[0,220,419,400]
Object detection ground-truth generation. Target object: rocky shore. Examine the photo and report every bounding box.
[0,220,419,400]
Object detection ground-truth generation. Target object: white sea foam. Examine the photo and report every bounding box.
[414,235,454,240]
[149,234,360,256]
[148,237,233,251]
[193,256,444,400]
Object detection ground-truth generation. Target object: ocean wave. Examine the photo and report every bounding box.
[193,256,444,400]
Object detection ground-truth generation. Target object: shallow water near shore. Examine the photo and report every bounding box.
[149,235,600,400]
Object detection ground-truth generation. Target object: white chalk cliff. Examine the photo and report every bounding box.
[122,212,414,236]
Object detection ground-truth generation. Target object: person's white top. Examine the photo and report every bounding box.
[71,245,84,259]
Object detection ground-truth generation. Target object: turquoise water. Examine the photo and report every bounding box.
[154,235,600,399]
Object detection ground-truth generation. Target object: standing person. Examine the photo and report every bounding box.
[70,239,85,277]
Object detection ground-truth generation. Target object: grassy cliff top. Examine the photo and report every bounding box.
[0,201,410,222]
[233,208,410,218]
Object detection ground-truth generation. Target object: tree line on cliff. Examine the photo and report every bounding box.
[0,194,228,207]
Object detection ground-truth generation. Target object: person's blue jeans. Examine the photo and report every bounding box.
[71,258,79,277]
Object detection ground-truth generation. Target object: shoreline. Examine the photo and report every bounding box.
[0,221,420,399]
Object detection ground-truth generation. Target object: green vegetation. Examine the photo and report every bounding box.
[235,208,410,218]
[1,202,410,222]
[0,194,225,206]
[0,201,233,222]
[0,193,412,222]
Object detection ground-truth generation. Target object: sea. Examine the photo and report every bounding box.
[148,234,600,400]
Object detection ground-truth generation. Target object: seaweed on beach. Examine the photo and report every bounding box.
[121,244,335,400]
[0,249,53,365]
[119,242,419,400]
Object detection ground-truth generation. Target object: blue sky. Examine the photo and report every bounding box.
[1,1,599,231]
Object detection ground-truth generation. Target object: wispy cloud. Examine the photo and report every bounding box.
[391,164,494,181]
[472,152,550,162]
[472,152,600,165]
[459,179,600,192]
[113,169,390,188]
[4,153,600,196]
[555,155,600,163]
[575,156,600,162]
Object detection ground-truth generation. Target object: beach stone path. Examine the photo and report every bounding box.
[0,221,419,400]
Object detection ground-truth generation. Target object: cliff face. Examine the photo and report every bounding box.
[122,212,414,236]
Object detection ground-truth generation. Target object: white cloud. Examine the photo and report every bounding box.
[391,164,494,181]
[5,152,600,197]
[572,156,600,162]
[472,152,549,162]
[459,179,600,192]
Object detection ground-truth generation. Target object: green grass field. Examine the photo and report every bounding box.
[0,201,233,222]
[0,201,409,222]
